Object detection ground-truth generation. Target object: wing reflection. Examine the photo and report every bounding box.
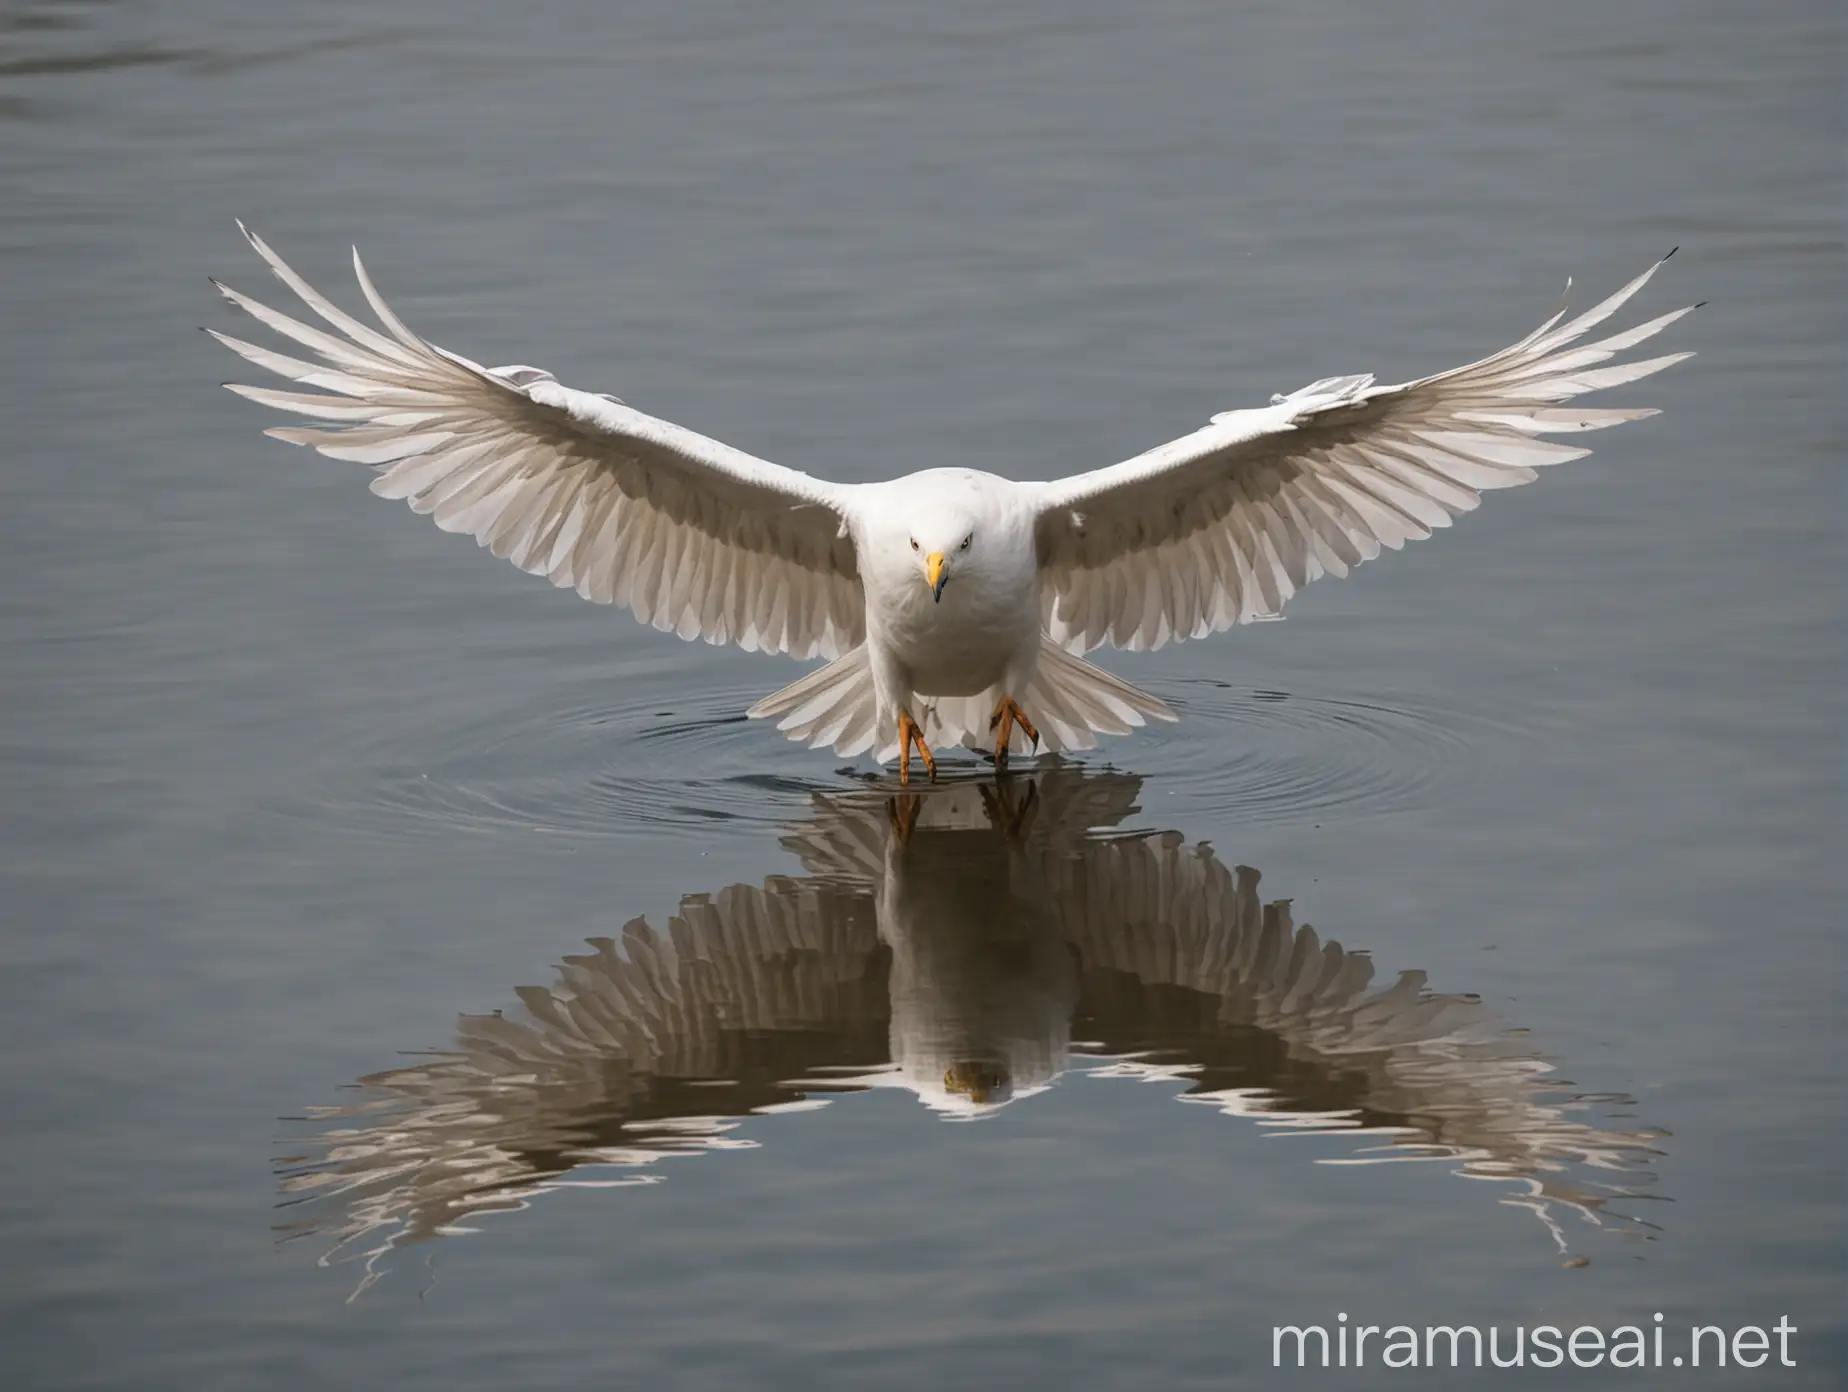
[280,767,1662,1292]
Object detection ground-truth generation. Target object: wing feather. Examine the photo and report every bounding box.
[1035,257,1694,650]
[215,226,864,659]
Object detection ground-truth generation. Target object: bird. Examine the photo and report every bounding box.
[212,225,1695,782]
[279,767,1662,1293]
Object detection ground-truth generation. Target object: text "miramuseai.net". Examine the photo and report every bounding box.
[1273,1313,1799,1370]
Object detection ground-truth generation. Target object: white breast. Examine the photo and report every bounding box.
[875,569,1038,695]
[854,472,1044,698]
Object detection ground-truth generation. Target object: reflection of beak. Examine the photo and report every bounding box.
[925,552,947,602]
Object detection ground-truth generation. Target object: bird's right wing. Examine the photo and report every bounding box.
[214,225,864,659]
[1033,258,1695,653]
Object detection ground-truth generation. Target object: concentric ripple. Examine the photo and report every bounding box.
[267,677,849,841]
[263,667,1517,840]
[1126,677,1512,824]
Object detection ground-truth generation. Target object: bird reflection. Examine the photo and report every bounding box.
[279,768,1662,1293]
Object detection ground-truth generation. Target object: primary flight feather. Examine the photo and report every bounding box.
[212,225,1693,780]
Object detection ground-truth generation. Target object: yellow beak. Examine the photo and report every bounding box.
[925,551,947,601]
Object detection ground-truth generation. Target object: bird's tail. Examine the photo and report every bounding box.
[749,639,1175,765]
[747,647,883,759]
[934,638,1178,758]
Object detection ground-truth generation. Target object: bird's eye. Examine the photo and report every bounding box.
[910,538,919,551]
[960,535,972,551]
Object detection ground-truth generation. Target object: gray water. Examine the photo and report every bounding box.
[1,1,1841,1388]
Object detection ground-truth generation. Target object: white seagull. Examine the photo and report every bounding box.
[213,226,1694,781]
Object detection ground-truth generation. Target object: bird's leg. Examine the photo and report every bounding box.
[987,697,1040,771]
[897,710,936,785]
[990,702,1013,769]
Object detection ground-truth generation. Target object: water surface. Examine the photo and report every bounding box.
[0,1,1841,1387]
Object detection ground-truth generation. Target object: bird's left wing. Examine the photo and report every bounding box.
[213,225,864,659]
[1032,258,1694,653]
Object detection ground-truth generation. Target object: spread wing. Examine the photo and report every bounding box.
[212,224,864,659]
[1034,257,1695,653]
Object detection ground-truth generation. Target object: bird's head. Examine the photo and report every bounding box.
[907,522,975,603]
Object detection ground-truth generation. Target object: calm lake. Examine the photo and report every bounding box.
[1,1,1841,1387]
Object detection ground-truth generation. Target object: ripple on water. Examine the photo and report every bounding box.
[267,679,847,841]
[264,671,1513,840]
[1130,677,1511,824]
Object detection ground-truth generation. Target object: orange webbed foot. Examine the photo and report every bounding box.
[987,698,1040,772]
[897,710,937,785]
